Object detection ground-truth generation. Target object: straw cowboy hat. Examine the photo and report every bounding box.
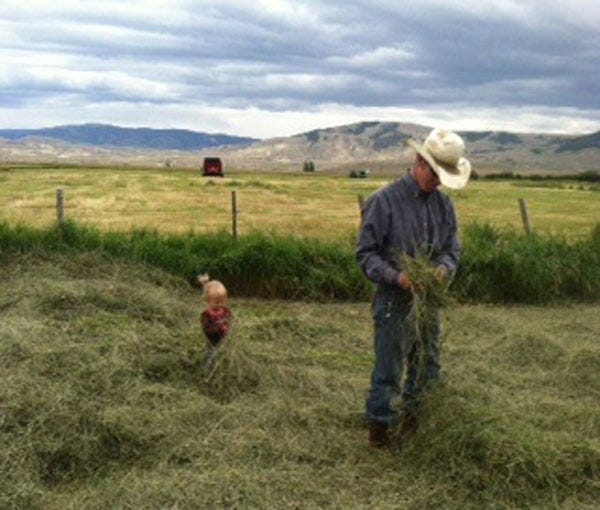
[407,128,472,190]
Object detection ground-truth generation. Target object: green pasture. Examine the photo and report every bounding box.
[0,166,598,239]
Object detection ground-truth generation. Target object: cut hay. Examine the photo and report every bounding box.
[201,332,264,401]
[398,251,454,371]
[1,252,599,508]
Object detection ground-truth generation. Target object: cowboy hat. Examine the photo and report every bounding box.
[407,128,472,190]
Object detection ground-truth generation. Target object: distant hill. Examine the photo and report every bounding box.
[0,124,258,151]
[555,131,600,153]
[217,122,600,173]
[1,121,599,174]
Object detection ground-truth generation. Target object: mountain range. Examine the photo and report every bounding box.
[1,122,599,174]
[0,124,257,151]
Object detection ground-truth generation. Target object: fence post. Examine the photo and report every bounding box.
[56,189,65,228]
[357,194,365,217]
[518,198,532,235]
[231,190,238,240]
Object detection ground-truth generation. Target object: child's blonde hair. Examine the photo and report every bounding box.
[197,274,228,302]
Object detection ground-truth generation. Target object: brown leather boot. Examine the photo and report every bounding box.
[368,421,390,448]
[398,413,419,439]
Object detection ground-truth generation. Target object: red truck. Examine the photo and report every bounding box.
[202,157,224,177]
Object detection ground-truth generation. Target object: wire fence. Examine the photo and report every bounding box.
[43,189,368,239]
[10,188,535,239]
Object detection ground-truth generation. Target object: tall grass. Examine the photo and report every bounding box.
[456,222,600,303]
[0,221,368,301]
[0,220,598,303]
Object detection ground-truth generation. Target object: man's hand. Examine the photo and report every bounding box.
[398,271,411,290]
[399,270,427,293]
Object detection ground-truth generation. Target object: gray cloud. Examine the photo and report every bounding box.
[1,0,599,136]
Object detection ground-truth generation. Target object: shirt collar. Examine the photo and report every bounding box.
[401,172,430,200]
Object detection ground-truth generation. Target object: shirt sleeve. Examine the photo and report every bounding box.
[355,193,400,286]
[220,308,232,335]
[433,200,460,277]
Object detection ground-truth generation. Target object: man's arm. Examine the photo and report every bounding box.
[433,200,460,278]
[355,194,401,286]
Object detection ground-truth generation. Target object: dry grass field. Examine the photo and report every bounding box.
[1,166,598,240]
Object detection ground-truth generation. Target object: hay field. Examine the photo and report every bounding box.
[1,166,598,239]
[1,252,599,509]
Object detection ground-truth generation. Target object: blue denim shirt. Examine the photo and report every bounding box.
[355,172,460,287]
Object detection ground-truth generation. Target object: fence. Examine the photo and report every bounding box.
[50,189,364,239]
[52,188,534,237]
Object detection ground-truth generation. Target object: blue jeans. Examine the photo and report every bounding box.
[365,286,440,426]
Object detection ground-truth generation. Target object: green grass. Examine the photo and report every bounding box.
[1,252,599,508]
[0,221,367,301]
[1,220,598,303]
[456,222,600,302]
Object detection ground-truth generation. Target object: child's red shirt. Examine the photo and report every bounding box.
[201,306,232,346]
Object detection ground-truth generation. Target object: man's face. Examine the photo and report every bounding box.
[414,157,441,193]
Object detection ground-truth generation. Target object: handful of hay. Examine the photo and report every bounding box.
[399,251,454,369]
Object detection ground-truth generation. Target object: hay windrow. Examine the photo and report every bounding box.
[1,252,599,508]
[201,332,264,401]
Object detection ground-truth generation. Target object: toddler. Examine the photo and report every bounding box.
[197,274,232,368]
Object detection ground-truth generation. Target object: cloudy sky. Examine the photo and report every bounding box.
[2,0,600,138]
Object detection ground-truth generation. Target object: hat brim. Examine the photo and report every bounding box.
[407,139,471,190]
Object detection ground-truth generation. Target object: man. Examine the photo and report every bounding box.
[355,127,471,447]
